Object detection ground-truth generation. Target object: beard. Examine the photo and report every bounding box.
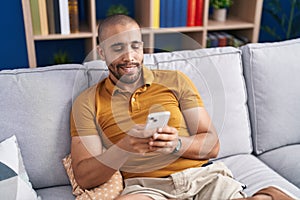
[109,61,143,84]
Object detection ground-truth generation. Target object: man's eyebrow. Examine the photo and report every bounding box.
[111,40,142,46]
[132,40,141,43]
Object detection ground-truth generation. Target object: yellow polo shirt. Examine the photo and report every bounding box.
[71,66,208,179]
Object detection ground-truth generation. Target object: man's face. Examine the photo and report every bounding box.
[99,23,144,84]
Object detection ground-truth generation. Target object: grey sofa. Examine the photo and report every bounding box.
[0,38,299,199]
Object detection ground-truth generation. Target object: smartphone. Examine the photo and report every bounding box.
[144,111,170,137]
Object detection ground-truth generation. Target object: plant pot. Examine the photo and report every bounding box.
[213,8,227,22]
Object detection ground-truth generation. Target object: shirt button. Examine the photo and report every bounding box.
[132,97,136,102]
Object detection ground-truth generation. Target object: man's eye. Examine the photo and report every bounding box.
[112,45,124,52]
[131,42,142,49]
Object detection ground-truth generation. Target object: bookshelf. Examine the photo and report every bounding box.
[22,0,97,68]
[136,0,263,51]
[22,0,263,68]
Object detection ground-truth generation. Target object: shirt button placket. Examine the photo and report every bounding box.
[131,94,140,112]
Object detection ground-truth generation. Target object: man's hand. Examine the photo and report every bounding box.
[148,126,179,154]
[117,124,157,154]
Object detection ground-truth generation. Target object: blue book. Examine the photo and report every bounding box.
[160,0,167,27]
[180,0,188,26]
[173,0,181,27]
[166,0,174,27]
[208,33,218,47]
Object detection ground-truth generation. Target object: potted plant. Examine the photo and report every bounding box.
[106,4,129,17]
[53,51,71,64]
[210,0,233,21]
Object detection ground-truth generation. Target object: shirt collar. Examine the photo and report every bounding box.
[105,65,154,95]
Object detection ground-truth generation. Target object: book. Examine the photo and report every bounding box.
[215,32,227,47]
[68,0,79,33]
[206,35,211,47]
[195,0,203,26]
[46,0,56,34]
[207,33,218,47]
[173,0,181,27]
[53,0,61,33]
[166,0,174,27]
[38,0,49,35]
[179,0,188,27]
[187,0,196,26]
[160,0,167,27]
[30,0,41,35]
[220,32,234,46]
[152,0,160,28]
[59,0,70,34]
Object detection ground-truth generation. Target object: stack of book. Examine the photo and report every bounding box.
[151,0,204,28]
[206,32,250,48]
[30,0,79,35]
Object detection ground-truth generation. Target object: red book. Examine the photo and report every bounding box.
[187,0,196,26]
[195,0,203,26]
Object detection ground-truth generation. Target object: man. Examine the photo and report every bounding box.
[70,14,292,200]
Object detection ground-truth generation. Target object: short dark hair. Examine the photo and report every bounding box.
[98,14,140,44]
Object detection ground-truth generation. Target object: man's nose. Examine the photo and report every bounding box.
[122,48,135,61]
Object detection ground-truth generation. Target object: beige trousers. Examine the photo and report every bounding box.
[121,162,246,200]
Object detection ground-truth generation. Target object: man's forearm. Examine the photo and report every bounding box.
[178,132,220,160]
[73,144,129,189]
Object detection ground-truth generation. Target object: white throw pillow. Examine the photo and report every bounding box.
[0,135,40,200]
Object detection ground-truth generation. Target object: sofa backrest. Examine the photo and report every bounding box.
[241,38,300,155]
[0,64,88,189]
[86,47,252,159]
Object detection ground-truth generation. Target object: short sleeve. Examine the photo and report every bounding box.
[176,71,204,111]
[70,85,99,137]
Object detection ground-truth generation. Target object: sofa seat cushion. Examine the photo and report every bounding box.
[258,144,300,188]
[144,47,252,158]
[0,65,88,189]
[36,185,74,200]
[219,154,300,198]
[241,38,300,155]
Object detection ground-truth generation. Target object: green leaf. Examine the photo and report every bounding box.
[261,25,282,40]
[291,13,300,37]
[210,0,233,9]
[106,4,129,17]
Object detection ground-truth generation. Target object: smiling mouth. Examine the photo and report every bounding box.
[122,67,135,73]
[117,62,139,68]
[117,63,139,73]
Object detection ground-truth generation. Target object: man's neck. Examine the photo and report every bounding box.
[109,74,144,93]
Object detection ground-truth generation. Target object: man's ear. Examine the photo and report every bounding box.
[97,46,105,61]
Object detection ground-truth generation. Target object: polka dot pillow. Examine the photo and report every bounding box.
[62,154,123,200]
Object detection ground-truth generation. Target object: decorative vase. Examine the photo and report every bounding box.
[213,8,227,22]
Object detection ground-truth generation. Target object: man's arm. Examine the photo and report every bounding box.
[71,135,127,189]
[71,125,157,189]
[180,107,220,159]
[70,85,129,189]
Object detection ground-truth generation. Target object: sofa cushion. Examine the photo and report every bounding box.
[0,64,88,189]
[258,144,300,188]
[0,135,39,200]
[241,38,300,155]
[85,48,252,158]
[219,154,300,198]
[36,185,74,200]
[84,60,108,87]
[144,47,252,158]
